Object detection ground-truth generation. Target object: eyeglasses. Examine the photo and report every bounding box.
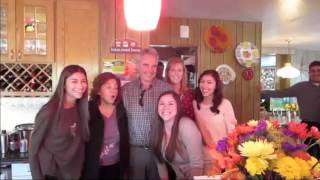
[139,89,146,106]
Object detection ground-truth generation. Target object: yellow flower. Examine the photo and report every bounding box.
[245,157,268,176]
[308,156,320,172]
[294,157,311,177]
[247,120,258,127]
[274,156,302,179]
[238,140,275,159]
[247,120,272,129]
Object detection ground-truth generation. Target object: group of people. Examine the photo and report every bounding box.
[29,48,319,180]
[29,47,237,180]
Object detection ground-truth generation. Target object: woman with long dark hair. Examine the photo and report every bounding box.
[193,69,237,174]
[153,91,203,179]
[30,65,90,180]
[82,72,129,179]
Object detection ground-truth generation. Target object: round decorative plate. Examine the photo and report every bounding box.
[216,64,236,85]
[235,41,260,68]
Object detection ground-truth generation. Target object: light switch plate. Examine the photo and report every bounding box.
[180,25,189,38]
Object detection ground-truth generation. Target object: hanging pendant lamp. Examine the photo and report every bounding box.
[276,40,300,79]
[124,0,161,31]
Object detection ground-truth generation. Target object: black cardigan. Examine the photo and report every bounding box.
[82,100,130,179]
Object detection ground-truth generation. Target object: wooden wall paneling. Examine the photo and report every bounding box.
[199,19,212,75]
[56,0,99,88]
[115,0,126,61]
[234,22,244,123]
[168,18,179,45]
[99,0,116,72]
[170,18,200,46]
[253,22,262,119]
[222,21,237,106]
[150,17,171,45]
[125,27,141,65]
[241,22,256,122]
[209,20,224,69]
[188,18,201,47]
[141,31,150,48]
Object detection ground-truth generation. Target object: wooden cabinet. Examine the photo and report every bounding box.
[55,0,99,89]
[0,0,54,63]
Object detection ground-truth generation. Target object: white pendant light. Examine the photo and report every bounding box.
[276,62,300,78]
[124,0,161,31]
[276,40,300,79]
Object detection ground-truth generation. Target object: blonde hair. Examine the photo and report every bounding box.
[165,57,188,94]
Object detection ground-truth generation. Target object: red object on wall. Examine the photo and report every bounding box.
[242,68,254,80]
[204,25,232,53]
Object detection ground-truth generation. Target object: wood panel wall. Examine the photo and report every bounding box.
[150,17,262,123]
[100,3,262,122]
[99,0,149,71]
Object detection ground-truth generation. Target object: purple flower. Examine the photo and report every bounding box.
[239,133,253,143]
[282,127,296,137]
[255,120,267,133]
[216,137,228,152]
[282,142,307,152]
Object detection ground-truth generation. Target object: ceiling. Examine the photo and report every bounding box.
[162,0,320,51]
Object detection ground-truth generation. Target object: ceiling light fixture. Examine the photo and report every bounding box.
[276,40,300,79]
[124,0,161,31]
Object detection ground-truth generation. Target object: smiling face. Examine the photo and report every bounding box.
[168,62,184,85]
[309,65,320,83]
[199,74,216,98]
[64,72,88,103]
[99,78,118,105]
[138,53,158,84]
[158,94,178,122]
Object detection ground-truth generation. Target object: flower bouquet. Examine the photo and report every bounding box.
[214,119,320,179]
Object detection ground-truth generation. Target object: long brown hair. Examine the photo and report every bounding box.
[165,57,188,94]
[195,69,223,114]
[90,72,121,105]
[42,65,90,140]
[153,91,183,163]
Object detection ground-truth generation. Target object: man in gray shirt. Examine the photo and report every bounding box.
[122,48,172,179]
[262,60,320,158]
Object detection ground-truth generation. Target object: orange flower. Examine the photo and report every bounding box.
[270,120,280,128]
[236,125,255,135]
[291,150,311,161]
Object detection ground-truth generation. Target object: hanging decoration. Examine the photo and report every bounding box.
[204,25,232,53]
[124,0,161,31]
[242,68,254,81]
[216,64,236,85]
[235,41,260,68]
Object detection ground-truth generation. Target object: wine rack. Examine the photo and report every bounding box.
[0,63,52,96]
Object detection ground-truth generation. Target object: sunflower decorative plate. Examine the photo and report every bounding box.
[216,64,236,85]
[235,41,260,68]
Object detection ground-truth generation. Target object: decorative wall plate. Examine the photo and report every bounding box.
[242,68,254,81]
[216,64,236,85]
[235,41,260,68]
[204,25,232,53]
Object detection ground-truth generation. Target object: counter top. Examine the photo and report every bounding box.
[0,151,28,165]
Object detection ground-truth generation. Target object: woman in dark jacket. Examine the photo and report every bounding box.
[83,72,129,179]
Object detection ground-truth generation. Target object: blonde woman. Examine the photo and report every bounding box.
[166,57,195,120]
